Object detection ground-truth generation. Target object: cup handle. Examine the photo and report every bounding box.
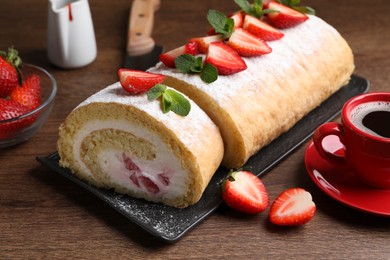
[313,122,347,164]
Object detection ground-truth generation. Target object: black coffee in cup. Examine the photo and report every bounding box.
[350,101,390,138]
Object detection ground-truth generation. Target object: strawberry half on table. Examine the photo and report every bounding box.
[266,1,308,29]
[269,188,316,226]
[221,170,269,214]
[118,69,166,94]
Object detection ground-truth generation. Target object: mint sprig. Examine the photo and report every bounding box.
[207,10,234,39]
[147,84,191,116]
[234,0,275,18]
[175,54,218,83]
[277,0,316,15]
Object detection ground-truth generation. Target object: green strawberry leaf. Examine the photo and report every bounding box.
[234,0,265,18]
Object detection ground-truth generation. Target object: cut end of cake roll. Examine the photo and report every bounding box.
[57,83,224,208]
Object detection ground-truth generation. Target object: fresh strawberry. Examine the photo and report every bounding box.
[0,99,36,139]
[0,47,23,97]
[243,15,284,41]
[205,42,247,75]
[222,170,269,214]
[189,35,224,54]
[159,42,198,68]
[118,69,165,94]
[10,74,41,110]
[227,28,272,57]
[230,11,244,29]
[266,2,308,29]
[269,188,316,226]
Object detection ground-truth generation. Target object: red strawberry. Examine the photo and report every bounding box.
[243,15,284,41]
[159,42,198,68]
[227,28,272,57]
[269,188,316,226]
[205,42,247,75]
[266,2,308,29]
[0,99,36,139]
[189,35,224,54]
[10,74,41,110]
[0,47,23,97]
[118,69,165,94]
[222,170,269,214]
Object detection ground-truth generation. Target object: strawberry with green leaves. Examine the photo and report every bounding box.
[10,74,41,110]
[0,47,23,97]
[269,188,316,226]
[221,170,269,214]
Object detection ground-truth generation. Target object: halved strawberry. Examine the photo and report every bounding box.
[243,15,284,41]
[189,35,224,54]
[266,2,308,29]
[159,42,198,68]
[269,188,316,226]
[118,69,165,94]
[205,42,247,75]
[10,74,41,110]
[227,28,272,57]
[222,170,269,214]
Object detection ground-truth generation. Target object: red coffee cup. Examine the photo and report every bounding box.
[313,92,390,189]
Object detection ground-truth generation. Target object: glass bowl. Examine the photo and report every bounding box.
[0,64,57,148]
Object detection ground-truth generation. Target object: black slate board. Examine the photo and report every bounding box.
[37,75,369,243]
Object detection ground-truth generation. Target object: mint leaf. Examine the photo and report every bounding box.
[293,6,316,15]
[207,10,234,39]
[234,0,264,18]
[147,84,166,100]
[200,64,218,83]
[165,89,191,116]
[147,84,191,116]
[174,54,219,84]
[175,54,203,74]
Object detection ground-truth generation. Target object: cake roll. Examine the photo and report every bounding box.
[149,15,355,168]
[57,83,224,208]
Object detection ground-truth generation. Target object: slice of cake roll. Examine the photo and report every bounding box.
[57,83,224,208]
[149,15,354,168]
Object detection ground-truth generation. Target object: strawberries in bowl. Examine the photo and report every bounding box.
[0,61,57,148]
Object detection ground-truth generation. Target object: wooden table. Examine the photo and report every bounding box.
[1,0,389,258]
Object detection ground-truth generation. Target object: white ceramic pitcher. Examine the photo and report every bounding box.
[47,0,97,68]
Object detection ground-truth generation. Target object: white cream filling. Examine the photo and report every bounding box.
[73,119,189,200]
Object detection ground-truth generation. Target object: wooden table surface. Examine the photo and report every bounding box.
[1,0,389,259]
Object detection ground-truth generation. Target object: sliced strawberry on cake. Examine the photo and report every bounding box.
[189,35,224,54]
[159,42,198,68]
[228,28,272,57]
[266,1,308,29]
[269,188,316,226]
[205,42,247,75]
[118,69,165,94]
[221,170,269,214]
[243,15,284,41]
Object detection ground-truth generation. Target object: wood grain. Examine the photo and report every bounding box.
[0,0,389,259]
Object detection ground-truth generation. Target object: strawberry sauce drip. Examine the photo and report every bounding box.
[68,4,73,21]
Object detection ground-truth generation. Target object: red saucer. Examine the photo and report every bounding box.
[304,136,390,217]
